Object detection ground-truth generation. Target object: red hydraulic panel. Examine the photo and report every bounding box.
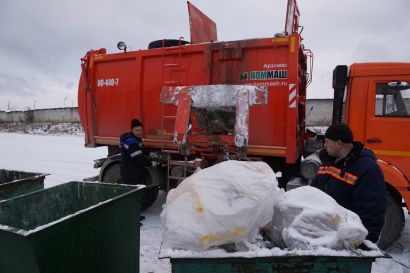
[285,0,300,35]
[188,1,217,43]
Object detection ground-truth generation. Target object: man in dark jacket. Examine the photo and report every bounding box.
[120,119,153,185]
[311,123,387,243]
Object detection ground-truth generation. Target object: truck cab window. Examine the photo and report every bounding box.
[375,82,410,117]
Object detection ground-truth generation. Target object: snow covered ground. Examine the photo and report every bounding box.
[0,132,104,187]
[0,132,409,272]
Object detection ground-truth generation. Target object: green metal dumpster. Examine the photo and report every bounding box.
[169,256,377,273]
[0,169,47,201]
[161,244,387,273]
[0,181,142,273]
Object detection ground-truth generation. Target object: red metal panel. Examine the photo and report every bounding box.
[93,57,139,138]
[188,1,217,43]
[79,50,106,147]
[77,72,90,146]
[79,36,306,162]
[232,38,291,150]
[173,88,191,144]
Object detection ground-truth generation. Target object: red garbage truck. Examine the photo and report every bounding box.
[78,0,410,248]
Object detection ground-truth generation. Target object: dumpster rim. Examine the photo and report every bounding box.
[167,254,388,261]
[0,181,143,235]
[159,244,388,260]
[0,169,49,187]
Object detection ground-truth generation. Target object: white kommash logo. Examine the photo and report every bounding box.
[97,78,119,87]
[240,70,288,81]
[240,63,288,81]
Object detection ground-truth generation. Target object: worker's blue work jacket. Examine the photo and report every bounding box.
[311,142,387,243]
[119,132,150,184]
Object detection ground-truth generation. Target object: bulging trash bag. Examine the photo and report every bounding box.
[161,160,278,251]
[271,186,368,250]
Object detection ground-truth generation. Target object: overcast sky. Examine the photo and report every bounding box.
[0,0,409,110]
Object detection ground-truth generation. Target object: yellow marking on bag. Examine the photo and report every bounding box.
[192,190,203,213]
[198,226,248,246]
[199,234,222,244]
[230,226,247,237]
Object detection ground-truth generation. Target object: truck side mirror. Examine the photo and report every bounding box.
[332,65,348,90]
[332,65,348,124]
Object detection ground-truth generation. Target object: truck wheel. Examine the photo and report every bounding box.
[377,193,404,249]
[102,164,123,184]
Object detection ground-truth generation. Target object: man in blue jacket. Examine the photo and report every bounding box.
[120,119,153,185]
[311,123,387,243]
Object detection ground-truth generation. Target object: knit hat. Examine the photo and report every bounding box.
[131,119,143,129]
[325,123,354,143]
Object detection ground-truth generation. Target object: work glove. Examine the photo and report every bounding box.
[151,161,159,167]
[148,152,158,159]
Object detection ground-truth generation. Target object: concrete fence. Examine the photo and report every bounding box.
[0,100,333,126]
[306,99,333,126]
[0,107,80,123]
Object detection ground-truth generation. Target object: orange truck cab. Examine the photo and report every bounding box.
[329,63,410,249]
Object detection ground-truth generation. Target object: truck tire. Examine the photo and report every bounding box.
[148,39,190,49]
[377,193,404,249]
[101,163,159,210]
[102,163,122,184]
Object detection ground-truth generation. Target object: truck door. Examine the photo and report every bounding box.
[365,79,410,175]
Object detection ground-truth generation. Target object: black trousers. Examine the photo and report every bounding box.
[120,161,146,185]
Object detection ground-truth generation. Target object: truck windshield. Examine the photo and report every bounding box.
[375,82,410,117]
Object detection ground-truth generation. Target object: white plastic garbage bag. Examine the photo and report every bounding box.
[270,186,368,250]
[161,160,278,251]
